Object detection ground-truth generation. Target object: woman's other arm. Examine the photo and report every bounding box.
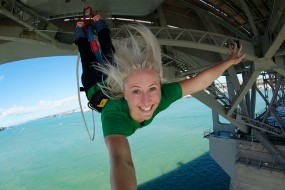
[180,43,245,97]
[105,135,137,190]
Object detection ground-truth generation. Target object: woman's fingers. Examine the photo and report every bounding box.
[233,43,237,53]
[228,43,239,56]
[226,42,246,65]
[230,43,243,57]
[228,43,234,55]
[237,44,242,56]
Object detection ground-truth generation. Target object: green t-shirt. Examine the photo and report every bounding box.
[101,82,182,137]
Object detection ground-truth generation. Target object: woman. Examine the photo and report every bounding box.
[75,16,245,190]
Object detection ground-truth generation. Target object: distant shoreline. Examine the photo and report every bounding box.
[0,107,91,129]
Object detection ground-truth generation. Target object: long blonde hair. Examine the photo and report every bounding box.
[97,24,163,99]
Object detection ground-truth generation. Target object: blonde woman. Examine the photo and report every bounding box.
[75,16,245,190]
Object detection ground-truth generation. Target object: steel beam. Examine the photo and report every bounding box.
[0,0,68,47]
[265,24,285,58]
[111,27,257,61]
[181,0,251,41]
[226,70,260,116]
[240,0,259,37]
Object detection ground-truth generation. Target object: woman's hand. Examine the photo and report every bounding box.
[226,43,246,66]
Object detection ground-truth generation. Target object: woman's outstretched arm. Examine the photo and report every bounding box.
[105,135,137,190]
[179,43,246,97]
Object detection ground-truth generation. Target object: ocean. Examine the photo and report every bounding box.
[1,97,230,190]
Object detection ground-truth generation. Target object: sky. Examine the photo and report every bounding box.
[0,56,88,128]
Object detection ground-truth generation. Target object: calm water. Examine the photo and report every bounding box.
[1,97,230,190]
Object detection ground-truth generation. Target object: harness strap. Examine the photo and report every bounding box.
[81,3,103,64]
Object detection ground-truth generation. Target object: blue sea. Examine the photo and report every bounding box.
[1,97,230,190]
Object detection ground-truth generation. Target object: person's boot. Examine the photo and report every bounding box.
[92,15,109,34]
[74,21,87,44]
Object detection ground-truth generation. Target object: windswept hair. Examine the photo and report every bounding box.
[97,24,163,99]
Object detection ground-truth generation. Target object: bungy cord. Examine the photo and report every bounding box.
[76,52,96,141]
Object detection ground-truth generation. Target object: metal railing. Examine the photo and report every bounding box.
[203,128,213,138]
[236,114,283,137]
[236,143,285,173]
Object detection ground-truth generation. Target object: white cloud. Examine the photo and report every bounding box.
[0,75,4,81]
[0,106,34,116]
[0,95,85,117]
[0,95,89,128]
[38,96,79,110]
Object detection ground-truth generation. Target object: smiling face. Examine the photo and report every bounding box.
[123,69,161,123]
